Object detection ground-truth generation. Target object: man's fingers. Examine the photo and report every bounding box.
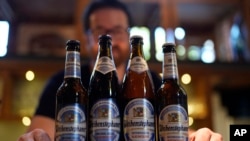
[189,127,223,141]
[17,129,51,141]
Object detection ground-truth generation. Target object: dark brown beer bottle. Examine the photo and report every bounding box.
[122,35,156,141]
[88,35,121,141]
[157,43,188,141]
[55,40,88,141]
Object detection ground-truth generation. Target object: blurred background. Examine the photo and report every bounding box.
[0,0,250,140]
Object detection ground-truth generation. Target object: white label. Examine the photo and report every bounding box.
[163,53,178,79]
[95,57,116,74]
[90,99,121,141]
[158,105,188,141]
[128,56,148,74]
[55,104,87,141]
[123,98,155,141]
[64,51,81,78]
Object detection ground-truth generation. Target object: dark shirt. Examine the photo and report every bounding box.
[35,63,162,119]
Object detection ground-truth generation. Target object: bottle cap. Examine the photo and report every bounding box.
[66,40,80,51]
[130,35,143,45]
[66,40,80,46]
[162,42,176,53]
[98,34,112,45]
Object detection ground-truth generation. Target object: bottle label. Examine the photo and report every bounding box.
[158,105,189,141]
[129,56,148,74]
[95,57,116,74]
[123,98,155,141]
[163,53,179,79]
[64,51,81,78]
[55,104,87,141]
[90,99,121,141]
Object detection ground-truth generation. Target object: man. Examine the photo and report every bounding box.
[18,0,223,141]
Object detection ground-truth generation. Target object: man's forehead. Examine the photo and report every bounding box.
[89,8,128,29]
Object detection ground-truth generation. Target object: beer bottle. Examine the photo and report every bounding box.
[88,35,121,141]
[122,35,156,141]
[55,40,88,141]
[157,43,188,141]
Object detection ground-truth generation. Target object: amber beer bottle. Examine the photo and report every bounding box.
[122,35,156,141]
[55,40,88,141]
[157,43,188,141]
[88,35,121,141]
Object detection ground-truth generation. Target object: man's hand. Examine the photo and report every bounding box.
[189,127,223,141]
[17,127,223,141]
[17,129,51,141]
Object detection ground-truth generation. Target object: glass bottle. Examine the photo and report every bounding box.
[157,43,188,141]
[55,40,88,141]
[88,35,121,141]
[122,35,156,141]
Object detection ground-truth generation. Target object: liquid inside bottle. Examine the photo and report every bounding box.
[157,43,188,141]
[88,35,121,141]
[122,35,156,141]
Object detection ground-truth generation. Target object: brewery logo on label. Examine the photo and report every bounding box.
[90,99,120,141]
[55,104,86,141]
[123,98,155,141]
[158,105,188,141]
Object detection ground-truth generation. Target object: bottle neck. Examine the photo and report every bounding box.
[64,51,81,79]
[94,42,116,74]
[128,44,149,73]
[162,52,179,83]
[98,42,113,58]
[131,44,144,58]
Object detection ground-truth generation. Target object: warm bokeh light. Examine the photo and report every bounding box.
[181,73,191,84]
[189,117,194,126]
[22,116,31,126]
[188,103,207,119]
[25,70,35,81]
[159,73,163,78]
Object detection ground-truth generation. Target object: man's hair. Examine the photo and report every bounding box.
[83,0,132,32]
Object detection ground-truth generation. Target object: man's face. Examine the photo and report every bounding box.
[87,8,130,67]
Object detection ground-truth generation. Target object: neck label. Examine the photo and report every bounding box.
[95,57,116,74]
[129,56,148,74]
[163,53,178,79]
[64,51,81,78]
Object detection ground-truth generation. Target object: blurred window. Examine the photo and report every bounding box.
[0,21,9,57]
[130,26,151,60]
